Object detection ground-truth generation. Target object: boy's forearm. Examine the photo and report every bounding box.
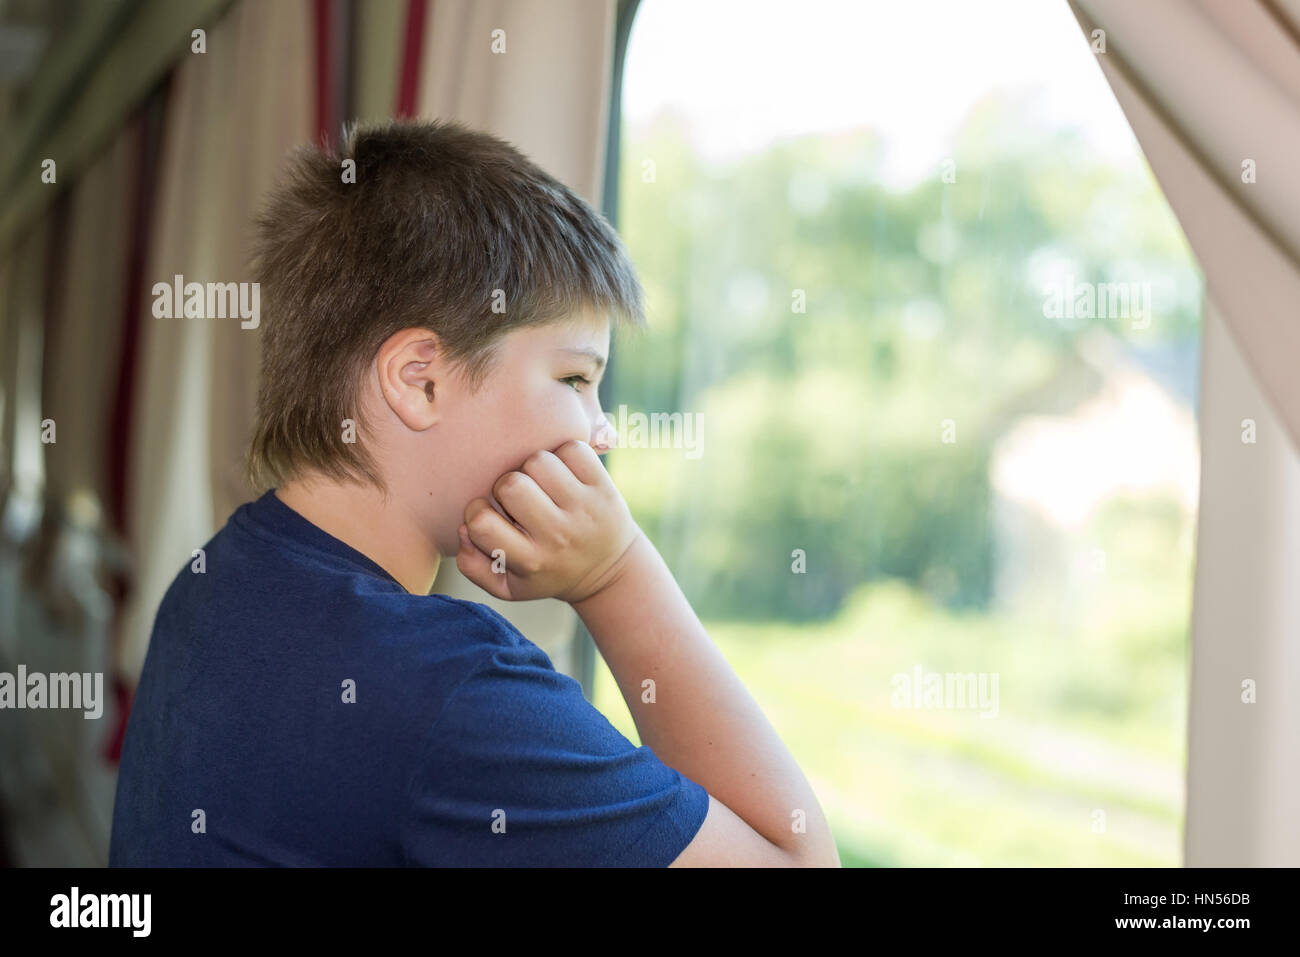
[571,531,840,865]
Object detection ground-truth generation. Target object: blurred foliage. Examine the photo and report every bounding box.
[610,92,1201,623]
[596,86,1199,865]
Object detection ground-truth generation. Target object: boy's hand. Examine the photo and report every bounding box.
[456,440,643,604]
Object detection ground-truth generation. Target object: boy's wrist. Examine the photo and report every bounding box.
[565,526,649,610]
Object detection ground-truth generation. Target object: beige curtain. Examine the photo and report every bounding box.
[1066,0,1300,864]
[1067,0,1300,447]
[418,0,619,674]
[118,0,313,683]
[205,2,315,530]
[1188,297,1300,866]
[7,134,138,865]
[352,0,408,123]
[44,131,134,510]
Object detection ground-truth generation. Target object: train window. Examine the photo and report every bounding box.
[594,0,1200,866]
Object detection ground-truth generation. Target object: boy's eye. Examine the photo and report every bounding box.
[561,375,591,392]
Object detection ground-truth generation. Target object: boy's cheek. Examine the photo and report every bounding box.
[446,399,585,509]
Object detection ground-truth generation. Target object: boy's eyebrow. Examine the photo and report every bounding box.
[557,347,607,372]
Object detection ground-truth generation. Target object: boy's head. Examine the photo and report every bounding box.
[246,118,646,557]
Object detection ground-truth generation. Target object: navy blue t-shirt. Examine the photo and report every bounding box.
[108,489,709,866]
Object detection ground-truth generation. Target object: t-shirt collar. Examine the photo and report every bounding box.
[243,489,406,589]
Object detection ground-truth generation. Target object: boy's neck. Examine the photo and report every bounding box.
[273,475,441,596]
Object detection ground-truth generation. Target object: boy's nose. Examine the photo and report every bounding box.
[590,412,619,454]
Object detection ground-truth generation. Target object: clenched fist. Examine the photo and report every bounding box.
[456,439,643,604]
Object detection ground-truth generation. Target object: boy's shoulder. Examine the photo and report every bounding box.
[399,591,548,660]
[150,492,558,683]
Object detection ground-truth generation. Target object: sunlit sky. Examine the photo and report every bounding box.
[622,0,1142,189]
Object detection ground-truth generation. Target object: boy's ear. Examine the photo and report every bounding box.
[376,327,442,431]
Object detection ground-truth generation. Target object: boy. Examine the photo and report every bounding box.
[108,119,839,867]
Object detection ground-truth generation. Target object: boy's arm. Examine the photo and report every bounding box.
[456,439,840,867]
[571,529,841,867]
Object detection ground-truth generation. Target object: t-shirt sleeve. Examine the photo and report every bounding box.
[401,636,710,867]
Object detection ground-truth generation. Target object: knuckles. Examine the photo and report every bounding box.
[495,471,525,496]
[555,438,589,461]
[523,449,553,472]
[466,504,494,534]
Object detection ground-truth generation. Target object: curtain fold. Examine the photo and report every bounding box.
[1186,296,1300,866]
[351,0,408,123]
[1068,0,1300,452]
[205,0,314,531]
[45,132,134,510]
[418,0,614,203]
[1068,0,1300,864]
[118,0,314,684]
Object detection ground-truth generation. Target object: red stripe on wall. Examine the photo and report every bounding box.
[107,114,153,537]
[103,79,169,764]
[396,0,429,118]
[313,0,336,146]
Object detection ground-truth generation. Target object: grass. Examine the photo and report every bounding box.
[591,567,1189,866]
